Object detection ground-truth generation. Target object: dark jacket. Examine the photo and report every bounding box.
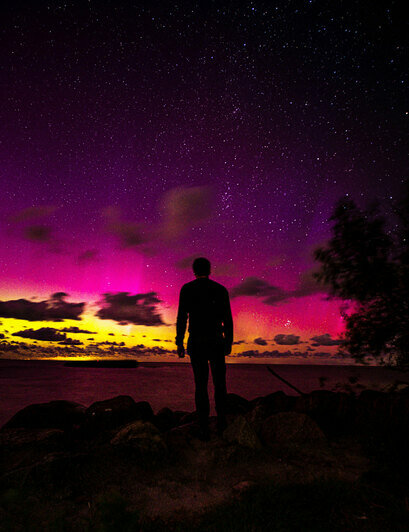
[176,277,233,347]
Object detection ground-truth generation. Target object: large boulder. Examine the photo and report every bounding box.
[173,410,191,425]
[178,411,198,425]
[295,391,355,436]
[355,390,409,435]
[134,401,154,422]
[163,423,194,456]
[252,391,296,415]
[85,395,152,432]
[153,407,176,432]
[2,401,86,431]
[260,412,326,446]
[245,403,271,433]
[225,394,252,415]
[110,421,167,462]
[355,390,388,433]
[222,414,262,450]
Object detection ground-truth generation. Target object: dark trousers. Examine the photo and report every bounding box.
[187,336,227,427]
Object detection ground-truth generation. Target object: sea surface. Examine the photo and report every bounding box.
[1,359,408,428]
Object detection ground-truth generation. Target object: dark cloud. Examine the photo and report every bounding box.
[274,334,301,345]
[58,338,83,346]
[90,341,126,346]
[230,268,330,306]
[77,249,99,264]
[12,327,68,342]
[96,291,165,326]
[254,337,268,346]
[9,205,58,223]
[102,206,151,249]
[0,339,349,363]
[158,185,213,240]
[237,349,306,359]
[24,225,52,242]
[232,340,246,345]
[0,333,5,339]
[229,277,288,304]
[60,326,97,334]
[310,334,343,346]
[0,292,85,321]
[0,339,176,359]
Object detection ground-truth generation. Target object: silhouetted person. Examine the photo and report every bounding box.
[176,257,233,440]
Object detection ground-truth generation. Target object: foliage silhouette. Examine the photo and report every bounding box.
[313,181,409,367]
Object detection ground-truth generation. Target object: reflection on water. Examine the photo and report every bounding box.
[0,359,407,427]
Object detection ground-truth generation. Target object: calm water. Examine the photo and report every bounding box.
[1,359,408,428]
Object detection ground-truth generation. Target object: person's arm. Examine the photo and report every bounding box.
[222,288,233,353]
[175,285,188,348]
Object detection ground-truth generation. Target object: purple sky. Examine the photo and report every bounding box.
[0,1,407,362]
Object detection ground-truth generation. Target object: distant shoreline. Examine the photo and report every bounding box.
[0,357,402,369]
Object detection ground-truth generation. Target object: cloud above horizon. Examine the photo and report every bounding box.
[158,185,213,241]
[274,334,301,345]
[96,291,165,326]
[310,333,344,346]
[8,205,58,223]
[229,268,329,306]
[102,206,151,250]
[0,339,175,358]
[102,186,214,255]
[0,292,85,321]
[12,327,68,342]
[229,277,288,303]
[60,326,97,334]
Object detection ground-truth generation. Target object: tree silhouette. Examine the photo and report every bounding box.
[313,181,409,367]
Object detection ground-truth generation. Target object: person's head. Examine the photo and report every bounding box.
[192,257,211,277]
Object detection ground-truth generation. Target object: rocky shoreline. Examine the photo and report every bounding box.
[1,388,409,530]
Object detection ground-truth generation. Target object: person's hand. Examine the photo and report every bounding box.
[177,344,185,358]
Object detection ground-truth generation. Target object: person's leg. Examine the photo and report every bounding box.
[209,354,227,433]
[190,354,210,429]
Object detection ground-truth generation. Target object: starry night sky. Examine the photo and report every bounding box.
[0,1,407,362]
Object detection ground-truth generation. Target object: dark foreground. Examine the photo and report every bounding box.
[1,388,409,531]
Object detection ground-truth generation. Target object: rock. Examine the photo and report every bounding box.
[1,451,87,491]
[173,410,190,425]
[110,421,167,461]
[295,391,355,436]
[225,394,251,415]
[179,411,198,425]
[25,452,87,490]
[153,407,176,432]
[163,423,194,455]
[260,412,326,446]
[356,390,409,435]
[222,414,262,449]
[355,390,387,432]
[245,403,271,433]
[2,401,86,431]
[254,391,296,414]
[85,395,140,431]
[0,428,65,448]
[134,401,154,421]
